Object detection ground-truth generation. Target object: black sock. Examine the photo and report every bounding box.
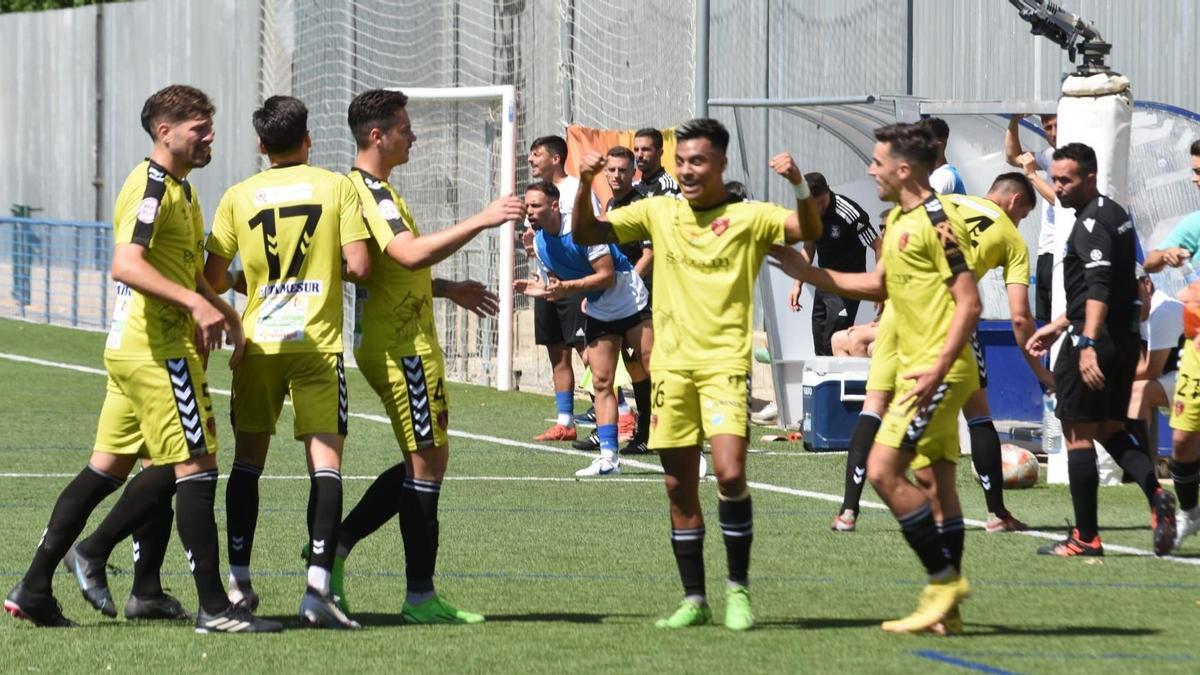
[718,495,752,586]
[632,379,652,443]
[1068,448,1100,541]
[1169,459,1200,511]
[225,460,262,569]
[968,416,1007,516]
[1125,418,1151,458]
[340,462,405,556]
[130,496,174,598]
[897,503,951,577]
[76,464,175,562]
[399,476,441,594]
[670,527,706,598]
[308,468,343,573]
[938,517,965,572]
[840,413,880,514]
[1105,429,1160,502]
[22,465,124,594]
[174,470,228,615]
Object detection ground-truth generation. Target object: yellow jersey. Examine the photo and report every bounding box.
[881,194,979,383]
[946,193,1030,286]
[206,163,369,355]
[349,168,439,358]
[105,160,206,361]
[607,196,789,371]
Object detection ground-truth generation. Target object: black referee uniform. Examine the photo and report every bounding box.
[811,193,878,355]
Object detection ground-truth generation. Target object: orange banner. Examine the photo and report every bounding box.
[564,124,677,206]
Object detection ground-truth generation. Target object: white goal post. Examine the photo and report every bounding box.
[384,85,518,391]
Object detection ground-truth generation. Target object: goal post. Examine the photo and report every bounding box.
[383,85,518,391]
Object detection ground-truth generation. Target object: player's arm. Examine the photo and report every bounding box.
[769,152,822,244]
[202,253,245,295]
[194,269,245,367]
[385,196,525,270]
[1006,283,1055,389]
[1076,223,1117,390]
[342,240,371,282]
[770,244,886,301]
[1135,347,1171,380]
[555,251,615,297]
[573,152,621,245]
[1144,247,1191,273]
[203,192,246,295]
[788,242,817,311]
[632,245,653,279]
[431,278,500,318]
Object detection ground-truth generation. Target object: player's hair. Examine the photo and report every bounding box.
[1052,142,1098,176]
[347,89,409,149]
[803,172,830,198]
[1040,113,1057,124]
[920,116,950,141]
[989,171,1037,206]
[530,135,568,161]
[724,181,749,200]
[253,95,308,155]
[140,85,215,141]
[873,123,937,169]
[1191,139,1200,157]
[526,180,561,201]
[606,146,635,164]
[676,118,730,153]
[634,128,665,149]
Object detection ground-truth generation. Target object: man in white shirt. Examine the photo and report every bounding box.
[1005,113,1058,321]
[1128,264,1184,461]
[923,117,966,195]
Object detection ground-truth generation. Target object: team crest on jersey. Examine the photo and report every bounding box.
[651,414,659,429]
[830,224,841,239]
[378,199,401,220]
[137,197,160,224]
[898,232,909,251]
[207,416,217,437]
[1176,400,1185,417]
[710,218,730,236]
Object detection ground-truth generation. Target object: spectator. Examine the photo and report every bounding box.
[1127,264,1184,458]
[922,117,966,195]
[1005,113,1059,322]
[632,128,681,196]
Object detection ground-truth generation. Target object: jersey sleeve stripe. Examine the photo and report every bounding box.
[132,164,169,246]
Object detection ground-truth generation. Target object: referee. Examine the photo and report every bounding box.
[787,172,880,355]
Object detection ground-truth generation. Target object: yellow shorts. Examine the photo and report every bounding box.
[231,352,348,439]
[865,306,896,393]
[649,369,750,450]
[94,355,217,465]
[1170,340,1200,433]
[357,351,448,452]
[875,377,973,470]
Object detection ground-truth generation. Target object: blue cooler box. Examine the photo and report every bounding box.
[801,357,869,452]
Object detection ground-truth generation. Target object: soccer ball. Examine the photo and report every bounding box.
[1001,444,1039,489]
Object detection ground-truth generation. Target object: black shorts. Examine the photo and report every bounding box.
[1053,329,1137,422]
[1035,253,1053,323]
[584,305,652,344]
[534,296,585,347]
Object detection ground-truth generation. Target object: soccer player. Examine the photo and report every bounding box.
[773,122,978,634]
[517,181,651,475]
[632,127,681,197]
[786,172,880,356]
[4,85,280,633]
[1005,113,1059,322]
[1125,265,1182,465]
[923,117,966,195]
[327,88,523,622]
[525,135,600,440]
[203,95,371,629]
[1142,138,1200,547]
[1026,142,1177,557]
[573,118,823,631]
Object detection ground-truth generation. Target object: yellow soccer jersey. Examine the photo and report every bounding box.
[607,196,789,371]
[206,164,369,355]
[349,168,439,358]
[881,194,979,384]
[947,193,1030,285]
[105,160,206,360]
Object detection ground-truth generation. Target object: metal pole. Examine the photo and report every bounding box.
[694,0,710,118]
[760,0,771,200]
[93,2,105,222]
[497,86,518,391]
[558,0,574,125]
[71,226,80,327]
[905,0,914,95]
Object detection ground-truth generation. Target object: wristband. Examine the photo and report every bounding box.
[793,180,811,201]
[1076,335,1099,350]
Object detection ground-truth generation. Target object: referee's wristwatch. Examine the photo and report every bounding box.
[1076,335,1099,350]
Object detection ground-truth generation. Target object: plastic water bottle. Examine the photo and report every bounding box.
[1042,393,1062,454]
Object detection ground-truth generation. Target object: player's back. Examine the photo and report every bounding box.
[207,164,364,354]
[946,193,1029,283]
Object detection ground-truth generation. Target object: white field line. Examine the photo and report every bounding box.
[3,351,1198,567]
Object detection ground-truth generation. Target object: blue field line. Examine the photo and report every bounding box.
[912,649,1019,675]
[941,649,1196,663]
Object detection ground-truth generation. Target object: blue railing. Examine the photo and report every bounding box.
[0,217,113,330]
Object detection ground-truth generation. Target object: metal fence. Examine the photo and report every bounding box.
[0,217,112,331]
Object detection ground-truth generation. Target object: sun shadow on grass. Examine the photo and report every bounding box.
[755,617,890,630]
[967,623,1161,638]
[348,611,644,627]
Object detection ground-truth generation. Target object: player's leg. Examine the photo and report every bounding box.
[1170,345,1200,547]
[533,297,577,440]
[912,460,966,636]
[835,313,894,530]
[621,315,653,454]
[577,332,622,476]
[124,459,185,620]
[961,390,1025,532]
[1039,419,1106,556]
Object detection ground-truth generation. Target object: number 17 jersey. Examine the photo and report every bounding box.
[206,163,369,355]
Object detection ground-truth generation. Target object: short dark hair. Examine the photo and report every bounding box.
[140,85,215,141]
[1052,142,1098,176]
[724,181,749,200]
[634,128,664,149]
[526,180,560,201]
[676,118,729,153]
[803,172,830,197]
[921,116,950,141]
[990,171,1037,206]
[1191,139,1200,157]
[253,96,308,155]
[873,123,937,169]
[606,146,635,164]
[531,135,568,161]
[348,89,409,149]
